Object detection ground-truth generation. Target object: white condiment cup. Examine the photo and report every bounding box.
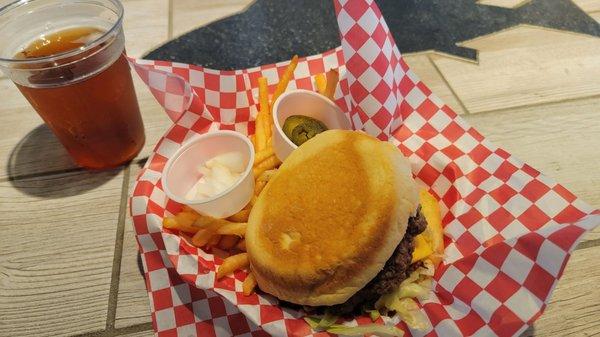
[162,130,255,219]
[272,89,352,161]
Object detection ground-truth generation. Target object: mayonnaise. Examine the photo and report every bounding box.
[185,152,245,201]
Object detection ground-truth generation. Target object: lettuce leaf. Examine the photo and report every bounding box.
[305,260,436,335]
[397,282,429,300]
[316,312,338,330]
[368,309,381,322]
[389,298,430,331]
[304,312,339,331]
[374,260,435,330]
[305,313,402,336]
[304,317,320,330]
[326,323,404,336]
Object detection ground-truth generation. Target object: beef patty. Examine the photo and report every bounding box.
[320,208,428,315]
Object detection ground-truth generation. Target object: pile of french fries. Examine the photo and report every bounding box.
[162,55,340,296]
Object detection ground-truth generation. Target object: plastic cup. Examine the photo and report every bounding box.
[162,131,255,219]
[272,89,352,161]
[0,0,144,170]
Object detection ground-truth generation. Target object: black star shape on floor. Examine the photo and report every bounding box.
[146,0,600,69]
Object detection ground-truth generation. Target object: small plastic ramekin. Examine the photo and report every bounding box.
[272,89,352,161]
[162,130,255,219]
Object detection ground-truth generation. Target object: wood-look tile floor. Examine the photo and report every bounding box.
[1,1,599,336]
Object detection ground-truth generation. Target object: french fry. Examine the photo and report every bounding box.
[254,180,267,197]
[228,209,250,223]
[218,235,240,250]
[191,224,221,247]
[243,272,258,296]
[255,77,270,151]
[315,73,327,95]
[163,213,201,234]
[253,148,275,167]
[192,230,216,247]
[253,167,266,179]
[236,239,246,251]
[191,214,244,247]
[249,194,258,207]
[163,218,198,234]
[194,214,233,228]
[217,253,249,279]
[261,154,281,169]
[212,247,230,259]
[272,55,299,105]
[257,169,277,182]
[163,216,179,229]
[217,223,247,237]
[176,211,199,225]
[208,234,222,247]
[324,69,339,100]
[253,155,281,178]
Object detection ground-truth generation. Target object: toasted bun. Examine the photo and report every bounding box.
[246,130,418,306]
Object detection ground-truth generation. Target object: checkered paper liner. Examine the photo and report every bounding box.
[128,0,600,336]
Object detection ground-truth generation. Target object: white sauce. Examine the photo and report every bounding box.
[185,152,245,201]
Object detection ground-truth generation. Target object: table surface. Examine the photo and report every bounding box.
[1,1,599,336]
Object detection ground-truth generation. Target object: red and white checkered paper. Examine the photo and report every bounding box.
[129,0,600,336]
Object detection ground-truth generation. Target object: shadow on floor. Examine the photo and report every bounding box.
[137,252,145,277]
[146,0,600,68]
[521,325,535,336]
[6,124,122,198]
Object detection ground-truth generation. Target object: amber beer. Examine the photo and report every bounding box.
[0,0,144,169]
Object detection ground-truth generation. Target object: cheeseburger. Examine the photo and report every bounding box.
[246,129,442,315]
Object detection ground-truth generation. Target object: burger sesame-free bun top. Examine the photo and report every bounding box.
[246,130,418,306]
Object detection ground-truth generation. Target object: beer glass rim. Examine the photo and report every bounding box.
[0,0,124,64]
